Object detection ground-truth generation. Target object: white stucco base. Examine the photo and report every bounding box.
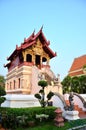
[65,111,80,120]
[1,94,40,108]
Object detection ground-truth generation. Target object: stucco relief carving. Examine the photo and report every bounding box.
[42,52,49,59]
[25,48,32,54]
[31,39,43,55]
[32,46,43,55]
[22,38,50,65]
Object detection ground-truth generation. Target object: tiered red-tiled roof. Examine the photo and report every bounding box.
[4,28,56,68]
[68,55,86,76]
[7,28,56,61]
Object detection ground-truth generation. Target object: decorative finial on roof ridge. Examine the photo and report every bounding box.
[16,45,18,49]
[33,29,35,34]
[24,38,26,42]
[47,40,50,45]
[31,29,35,37]
[55,52,57,56]
[6,57,8,60]
[3,64,5,67]
[40,25,43,31]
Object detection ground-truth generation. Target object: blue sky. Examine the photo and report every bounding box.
[0,0,86,80]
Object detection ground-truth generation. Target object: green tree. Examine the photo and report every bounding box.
[0,86,6,106]
[61,76,72,93]
[79,75,86,94]
[0,75,5,88]
[0,75,6,106]
[62,75,86,94]
[35,80,54,107]
[71,76,80,93]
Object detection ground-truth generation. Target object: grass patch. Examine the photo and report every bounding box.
[15,119,86,130]
[1,107,86,130]
[15,121,70,130]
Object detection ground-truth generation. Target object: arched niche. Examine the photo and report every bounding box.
[35,55,40,66]
[42,57,47,65]
[26,54,32,62]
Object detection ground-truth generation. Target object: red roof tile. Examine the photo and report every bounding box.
[7,28,56,61]
[69,70,84,76]
[69,55,86,72]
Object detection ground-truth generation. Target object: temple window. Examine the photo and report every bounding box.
[26,54,32,62]
[14,80,16,89]
[42,57,47,65]
[7,83,9,90]
[10,82,12,89]
[35,55,40,66]
[18,78,20,88]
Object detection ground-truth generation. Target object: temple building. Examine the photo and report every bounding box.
[4,28,62,95]
[68,55,86,77]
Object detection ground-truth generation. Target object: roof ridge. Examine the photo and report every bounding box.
[75,54,86,59]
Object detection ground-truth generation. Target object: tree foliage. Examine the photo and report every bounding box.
[35,80,54,107]
[62,75,86,94]
[79,75,86,93]
[61,76,71,93]
[0,86,6,106]
[0,75,6,106]
[71,76,80,93]
[38,80,48,88]
[0,75,5,88]
[47,91,54,100]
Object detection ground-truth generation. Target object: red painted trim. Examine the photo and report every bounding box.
[69,70,84,76]
[21,41,36,49]
[41,64,50,68]
[18,61,34,68]
[69,55,86,72]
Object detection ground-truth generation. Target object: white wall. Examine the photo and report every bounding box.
[1,94,40,108]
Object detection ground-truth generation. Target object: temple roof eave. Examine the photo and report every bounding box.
[7,49,17,61]
[69,55,86,72]
[43,44,57,58]
[7,48,20,61]
[4,61,11,68]
[7,29,56,60]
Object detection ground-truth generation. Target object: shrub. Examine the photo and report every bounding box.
[0,106,57,128]
[35,80,54,107]
[0,86,6,106]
